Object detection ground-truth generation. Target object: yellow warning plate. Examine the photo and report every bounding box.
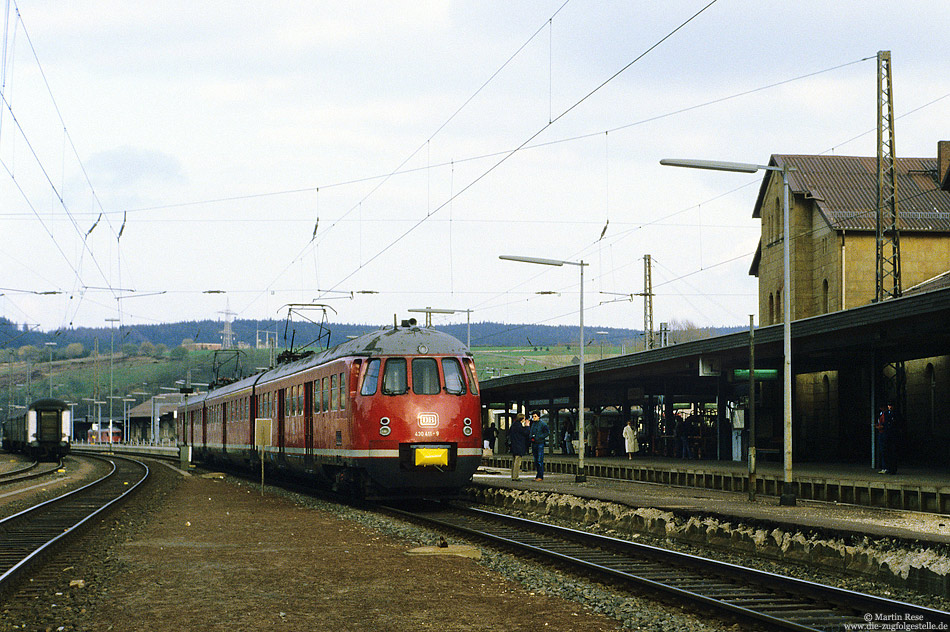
[414,448,448,467]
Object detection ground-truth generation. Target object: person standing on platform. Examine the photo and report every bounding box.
[529,411,549,481]
[877,403,899,475]
[674,413,691,459]
[563,425,574,455]
[509,414,530,481]
[623,420,639,459]
[483,422,497,455]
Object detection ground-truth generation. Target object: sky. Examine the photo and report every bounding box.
[1,1,948,343]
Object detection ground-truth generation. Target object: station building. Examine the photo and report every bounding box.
[481,141,950,469]
[750,142,950,465]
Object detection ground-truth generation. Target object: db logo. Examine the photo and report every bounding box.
[417,412,439,427]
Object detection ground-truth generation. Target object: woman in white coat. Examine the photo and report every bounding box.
[622,420,639,459]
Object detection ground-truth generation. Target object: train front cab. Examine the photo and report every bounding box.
[354,354,482,495]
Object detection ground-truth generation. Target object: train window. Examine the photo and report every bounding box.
[322,377,329,412]
[412,358,440,395]
[442,358,466,395]
[331,374,339,410]
[339,372,346,411]
[382,358,408,395]
[361,359,380,396]
[464,359,479,395]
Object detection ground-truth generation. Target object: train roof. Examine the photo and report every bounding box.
[29,398,69,409]
[183,323,471,405]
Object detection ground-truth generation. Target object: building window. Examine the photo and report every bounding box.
[769,293,775,325]
[822,279,829,313]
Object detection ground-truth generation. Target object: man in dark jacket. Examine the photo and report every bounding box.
[528,411,550,481]
[509,414,530,481]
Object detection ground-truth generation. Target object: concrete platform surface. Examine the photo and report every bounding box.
[475,455,950,546]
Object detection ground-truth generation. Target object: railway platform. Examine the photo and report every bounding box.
[476,454,950,546]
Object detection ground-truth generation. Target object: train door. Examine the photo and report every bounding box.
[348,359,362,427]
[304,380,314,466]
[201,405,208,452]
[277,389,286,456]
[222,401,228,455]
[249,392,258,460]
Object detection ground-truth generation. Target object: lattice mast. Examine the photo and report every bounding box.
[219,305,236,350]
[874,51,906,437]
[643,254,654,349]
[875,50,902,302]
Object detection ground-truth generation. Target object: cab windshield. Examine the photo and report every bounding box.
[382,358,408,395]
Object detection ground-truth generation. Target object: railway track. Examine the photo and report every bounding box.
[0,454,149,600]
[0,458,62,486]
[384,502,950,631]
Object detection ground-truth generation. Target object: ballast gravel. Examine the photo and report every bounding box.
[0,462,756,632]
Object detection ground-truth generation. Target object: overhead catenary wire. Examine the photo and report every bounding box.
[233,0,578,320]
[315,1,722,299]
[5,3,946,333]
[0,3,126,326]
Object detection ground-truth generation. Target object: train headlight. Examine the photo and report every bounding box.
[463,426,473,436]
[379,417,391,436]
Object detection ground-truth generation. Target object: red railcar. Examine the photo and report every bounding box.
[179,320,482,497]
[87,427,122,444]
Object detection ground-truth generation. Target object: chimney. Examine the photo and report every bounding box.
[938,140,950,191]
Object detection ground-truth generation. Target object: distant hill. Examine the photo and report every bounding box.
[1,316,744,357]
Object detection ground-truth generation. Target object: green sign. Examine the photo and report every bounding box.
[733,369,779,381]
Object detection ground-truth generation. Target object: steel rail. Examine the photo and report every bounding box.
[0,459,39,479]
[0,454,149,599]
[384,503,950,631]
[0,459,62,486]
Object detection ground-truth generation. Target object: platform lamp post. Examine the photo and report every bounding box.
[154,389,183,444]
[660,158,795,506]
[83,398,106,441]
[129,391,148,442]
[500,255,589,483]
[122,398,135,443]
[105,317,120,446]
[408,307,474,348]
[44,342,56,397]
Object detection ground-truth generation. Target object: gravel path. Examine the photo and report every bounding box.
[2,461,758,631]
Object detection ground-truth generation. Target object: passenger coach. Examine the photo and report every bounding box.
[181,319,483,497]
[1,398,72,460]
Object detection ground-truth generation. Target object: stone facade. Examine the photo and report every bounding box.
[751,148,950,464]
[756,179,950,323]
